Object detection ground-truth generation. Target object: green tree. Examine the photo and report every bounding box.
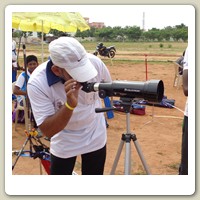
[162,26,173,41]
[15,23,188,43]
[75,27,96,38]
[124,26,142,41]
[168,24,188,41]
[95,26,114,41]
[145,28,160,41]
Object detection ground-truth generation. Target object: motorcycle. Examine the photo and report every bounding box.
[93,43,116,58]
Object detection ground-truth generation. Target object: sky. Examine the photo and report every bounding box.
[66,5,192,30]
[10,5,193,31]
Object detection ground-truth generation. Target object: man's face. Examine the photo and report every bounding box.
[59,68,72,81]
[52,65,72,81]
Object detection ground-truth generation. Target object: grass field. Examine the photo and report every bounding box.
[17,41,187,66]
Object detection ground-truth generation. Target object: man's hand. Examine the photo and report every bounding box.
[64,79,81,108]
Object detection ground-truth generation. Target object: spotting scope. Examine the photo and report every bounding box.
[81,79,164,102]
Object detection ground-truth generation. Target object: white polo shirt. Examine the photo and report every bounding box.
[15,70,31,88]
[183,47,188,117]
[27,53,112,158]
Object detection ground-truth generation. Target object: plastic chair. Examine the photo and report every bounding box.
[12,81,29,131]
[173,62,183,89]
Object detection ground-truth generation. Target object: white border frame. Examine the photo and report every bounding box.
[5,5,195,195]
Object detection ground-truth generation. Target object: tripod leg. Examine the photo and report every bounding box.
[110,140,124,175]
[39,160,43,175]
[124,142,131,175]
[132,137,151,174]
[12,135,30,170]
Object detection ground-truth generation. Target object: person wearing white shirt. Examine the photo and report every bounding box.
[179,47,188,175]
[13,55,39,105]
[13,55,40,135]
[27,37,112,175]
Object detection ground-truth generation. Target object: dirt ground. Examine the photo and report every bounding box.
[12,52,186,175]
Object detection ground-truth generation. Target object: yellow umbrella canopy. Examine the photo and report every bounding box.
[12,12,90,62]
[12,12,90,33]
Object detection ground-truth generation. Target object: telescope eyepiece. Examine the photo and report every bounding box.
[81,82,96,93]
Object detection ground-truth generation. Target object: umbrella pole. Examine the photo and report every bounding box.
[41,20,44,63]
[17,33,22,69]
[22,44,31,132]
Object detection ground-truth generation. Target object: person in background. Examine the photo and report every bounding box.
[27,37,112,175]
[13,55,42,137]
[98,42,107,54]
[175,50,185,75]
[13,55,38,104]
[179,46,188,175]
[12,29,18,100]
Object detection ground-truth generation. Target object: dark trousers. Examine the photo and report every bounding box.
[50,145,106,175]
[179,116,188,175]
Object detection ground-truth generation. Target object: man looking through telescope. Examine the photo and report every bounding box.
[27,37,112,175]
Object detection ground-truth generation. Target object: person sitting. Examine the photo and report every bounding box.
[13,55,42,137]
[13,55,39,105]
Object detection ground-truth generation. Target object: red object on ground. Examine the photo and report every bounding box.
[41,159,51,175]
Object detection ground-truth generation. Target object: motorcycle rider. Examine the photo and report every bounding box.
[94,42,116,58]
[98,43,107,54]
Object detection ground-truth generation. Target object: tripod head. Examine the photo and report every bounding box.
[95,97,139,114]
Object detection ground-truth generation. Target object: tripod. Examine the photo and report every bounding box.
[12,129,50,174]
[96,97,151,175]
[110,98,151,175]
